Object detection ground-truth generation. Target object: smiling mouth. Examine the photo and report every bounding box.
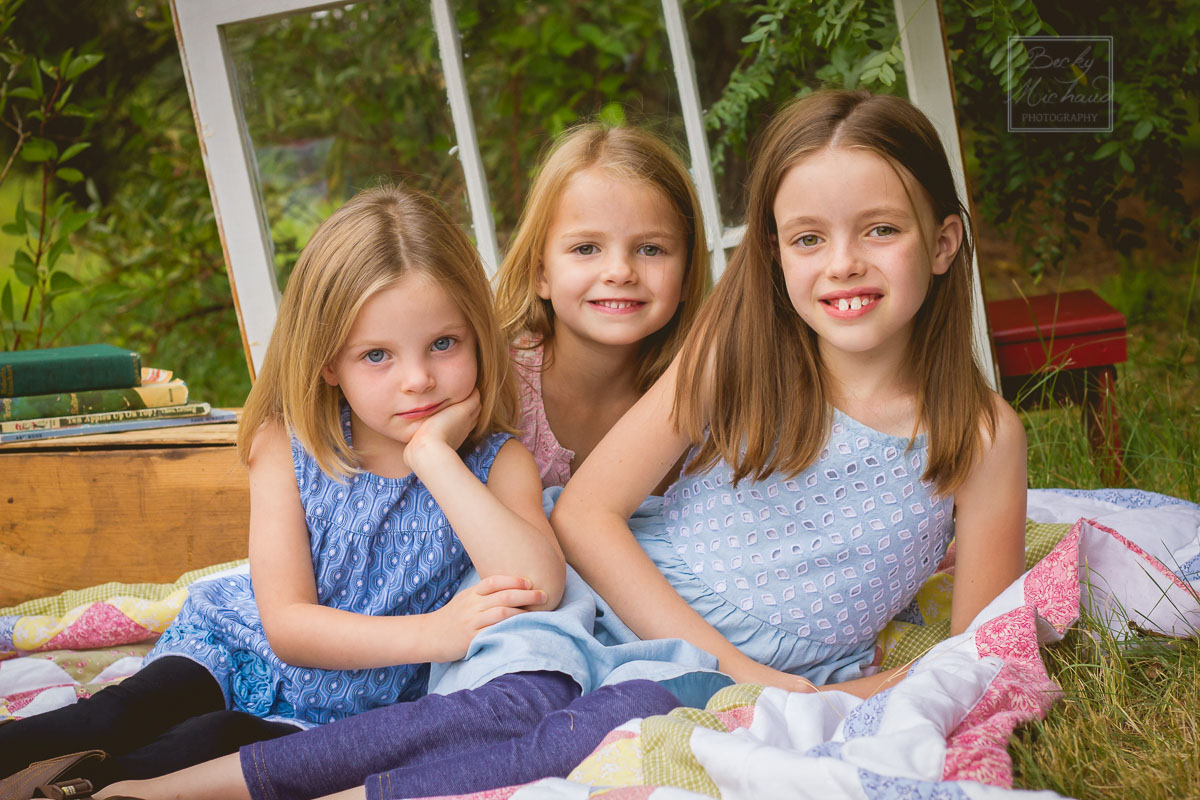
[589,299,646,312]
[822,294,879,311]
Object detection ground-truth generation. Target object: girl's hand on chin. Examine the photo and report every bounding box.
[406,389,482,467]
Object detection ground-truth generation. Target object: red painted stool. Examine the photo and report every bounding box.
[988,289,1127,482]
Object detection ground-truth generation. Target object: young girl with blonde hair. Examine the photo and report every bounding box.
[1,185,563,787]
[497,122,708,488]
[98,123,710,800]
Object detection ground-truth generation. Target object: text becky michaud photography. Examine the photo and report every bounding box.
[1007,36,1113,133]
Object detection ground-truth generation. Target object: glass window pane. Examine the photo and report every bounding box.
[224,2,469,288]
[456,0,686,250]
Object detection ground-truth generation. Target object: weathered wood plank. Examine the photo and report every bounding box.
[0,445,249,607]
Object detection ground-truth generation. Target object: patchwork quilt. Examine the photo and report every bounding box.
[0,560,245,717]
[431,489,1200,800]
[2,489,1197,800]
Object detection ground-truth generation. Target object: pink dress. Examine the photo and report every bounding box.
[511,339,575,489]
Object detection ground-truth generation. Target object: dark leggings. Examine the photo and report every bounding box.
[0,656,299,787]
[241,671,682,800]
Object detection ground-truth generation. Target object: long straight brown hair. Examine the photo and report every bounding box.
[494,123,709,393]
[673,90,995,494]
[239,186,518,480]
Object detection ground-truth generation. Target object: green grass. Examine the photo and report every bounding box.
[1008,244,1199,798]
[1011,625,1200,798]
[1018,246,1199,501]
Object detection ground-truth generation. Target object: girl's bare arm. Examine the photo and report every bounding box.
[407,437,565,610]
[249,421,545,670]
[552,359,815,693]
[948,393,1028,635]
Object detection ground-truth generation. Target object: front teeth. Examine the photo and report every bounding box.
[597,300,637,309]
[835,296,874,311]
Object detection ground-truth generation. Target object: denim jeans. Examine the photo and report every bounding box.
[241,671,681,800]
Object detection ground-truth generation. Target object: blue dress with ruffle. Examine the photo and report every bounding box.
[651,409,955,684]
[431,409,955,703]
[146,410,510,728]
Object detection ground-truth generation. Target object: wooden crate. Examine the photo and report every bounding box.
[0,413,249,607]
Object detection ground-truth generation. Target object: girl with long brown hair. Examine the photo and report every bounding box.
[554,89,1028,695]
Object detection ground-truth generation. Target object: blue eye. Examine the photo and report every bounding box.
[431,337,455,352]
[364,349,387,363]
[639,244,663,257]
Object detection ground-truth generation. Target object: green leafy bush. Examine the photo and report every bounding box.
[1,0,1194,409]
[0,0,103,350]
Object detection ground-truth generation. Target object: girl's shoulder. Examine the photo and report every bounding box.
[246,417,291,466]
[956,390,1026,500]
[463,430,517,482]
[509,333,545,371]
[244,417,313,501]
[979,390,1025,453]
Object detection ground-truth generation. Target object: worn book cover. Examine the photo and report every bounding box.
[0,344,142,397]
[0,402,212,433]
[0,380,189,422]
[0,407,235,443]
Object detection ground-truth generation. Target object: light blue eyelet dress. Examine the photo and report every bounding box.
[648,409,955,684]
[146,408,510,728]
[431,408,953,703]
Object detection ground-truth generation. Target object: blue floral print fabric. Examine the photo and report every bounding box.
[147,409,510,728]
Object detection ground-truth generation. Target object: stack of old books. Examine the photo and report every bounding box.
[0,344,235,444]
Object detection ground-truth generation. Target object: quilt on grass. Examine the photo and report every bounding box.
[424,489,1200,800]
[2,490,1197,800]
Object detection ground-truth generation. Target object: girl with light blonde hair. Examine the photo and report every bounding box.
[96,126,709,800]
[2,185,564,786]
[496,122,709,488]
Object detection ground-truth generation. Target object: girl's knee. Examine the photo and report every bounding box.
[479,671,580,718]
[567,680,680,721]
[601,680,681,716]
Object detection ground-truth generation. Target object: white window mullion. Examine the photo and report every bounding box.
[660,0,727,280]
[894,0,997,387]
[430,0,500,276]
[172,0,312,377]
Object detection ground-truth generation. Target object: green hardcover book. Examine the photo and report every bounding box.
[0,380,188,422]
[0,402,212,433]
[0,344,142,397]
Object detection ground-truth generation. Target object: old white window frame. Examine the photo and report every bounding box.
[170,0,996,385]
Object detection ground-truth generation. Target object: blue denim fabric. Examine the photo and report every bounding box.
[241,672,577,800]
[241,672,679,800]
[429,488,731,711]
[364,678,680,800]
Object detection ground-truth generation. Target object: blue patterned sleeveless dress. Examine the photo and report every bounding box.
[642,409,955,685]
[146,409,511,728]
